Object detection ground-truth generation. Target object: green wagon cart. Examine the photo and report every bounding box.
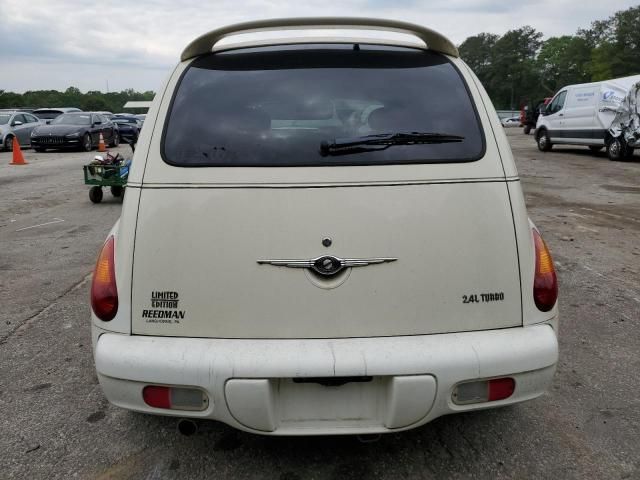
[83,163,129,203]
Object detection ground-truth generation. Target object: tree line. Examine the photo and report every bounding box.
[1,6,638,113]
[459,5,640,109]
[0,87,154,113]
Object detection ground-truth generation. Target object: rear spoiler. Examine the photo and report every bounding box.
[180,17,459,61]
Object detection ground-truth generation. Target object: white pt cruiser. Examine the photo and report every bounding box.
[90,18,559,436]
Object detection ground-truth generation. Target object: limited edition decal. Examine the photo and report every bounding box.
[142,291,186,324]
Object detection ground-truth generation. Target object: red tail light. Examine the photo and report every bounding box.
[91,236,118,321]
[488,377,515,401]
[143,386,171,409]
[142,385,208,410]
[532,229,558,312]
[453,377,516,404]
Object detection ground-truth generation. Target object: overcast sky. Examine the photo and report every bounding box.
[0,0,637,93]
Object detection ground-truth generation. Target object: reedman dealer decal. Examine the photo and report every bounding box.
[143,291,186,324]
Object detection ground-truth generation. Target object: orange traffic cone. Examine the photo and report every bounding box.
[98,133,106,152]
[9,137,27,165]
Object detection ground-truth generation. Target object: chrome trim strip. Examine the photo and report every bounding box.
[136,177,520,189]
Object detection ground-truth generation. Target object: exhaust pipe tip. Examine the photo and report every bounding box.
[357,434,381,444]
[177,418,198,436]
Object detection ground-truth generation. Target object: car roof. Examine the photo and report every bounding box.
[0,110,34,115]
[33,107,82,113]
[181,17,459,61]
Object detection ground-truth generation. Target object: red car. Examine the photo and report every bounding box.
[521,98,552,134]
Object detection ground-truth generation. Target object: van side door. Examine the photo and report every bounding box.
[545,90,567,140]
[563,87,601,143]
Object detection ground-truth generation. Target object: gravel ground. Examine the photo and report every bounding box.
[0,131,638,479]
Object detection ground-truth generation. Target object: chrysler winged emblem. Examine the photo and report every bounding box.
[257,255,397,276]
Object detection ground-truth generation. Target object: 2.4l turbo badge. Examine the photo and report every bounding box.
[462,292,505,304]
[142,290,186,323]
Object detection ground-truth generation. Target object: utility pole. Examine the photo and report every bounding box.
[510,82,515,111]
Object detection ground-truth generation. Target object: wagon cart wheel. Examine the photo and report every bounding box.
[89,186,103,203]
[523,125,531,135]
[110,186,123,197]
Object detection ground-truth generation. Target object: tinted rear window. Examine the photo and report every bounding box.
[163,45,484,167]
[51,114,91,125]
[34,110,62,119]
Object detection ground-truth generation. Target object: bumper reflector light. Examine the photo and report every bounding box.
[143,385,171,409]
[142,385,208,411]
[488,377,516,402]
[452,377,515,405]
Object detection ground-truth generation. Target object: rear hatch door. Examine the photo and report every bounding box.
[130,44,521,338]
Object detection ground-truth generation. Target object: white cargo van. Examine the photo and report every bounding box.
[90,18,559,436]
[535,74,640,160]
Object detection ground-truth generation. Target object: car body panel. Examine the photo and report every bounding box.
[91,20,558,435]
[112,116,140,144]
[93,323,557,434]
[0,111,42,148]
[131,181,522,338]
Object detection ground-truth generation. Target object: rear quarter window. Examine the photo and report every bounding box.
[162,44,485,167]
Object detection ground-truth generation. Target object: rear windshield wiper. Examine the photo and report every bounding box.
[320,132,465,156]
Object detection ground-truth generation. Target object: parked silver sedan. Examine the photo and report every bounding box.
[0,110,43,151]
[501,116,522,128]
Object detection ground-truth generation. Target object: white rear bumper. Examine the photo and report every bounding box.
[93,324,558,435]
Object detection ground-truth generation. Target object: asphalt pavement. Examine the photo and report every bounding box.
[0,132,639,479]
